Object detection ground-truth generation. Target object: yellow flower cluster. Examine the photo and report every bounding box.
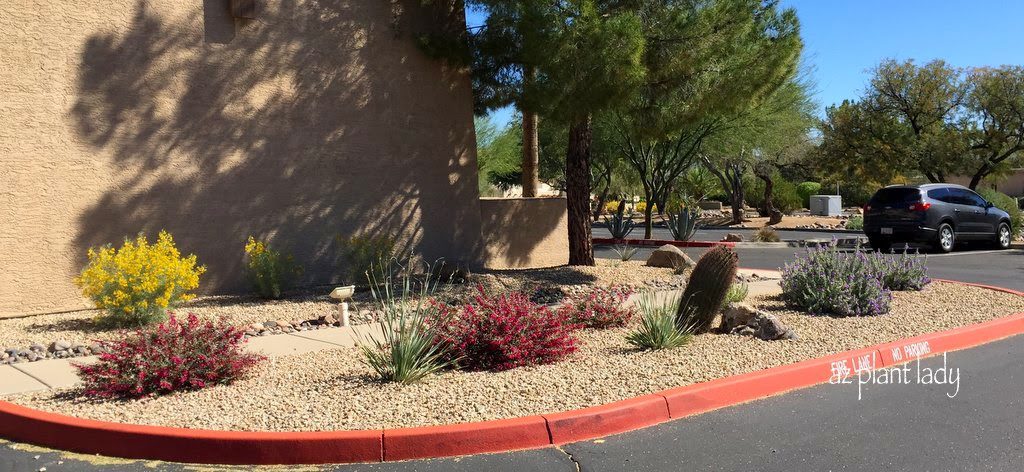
[603,200,624,214]
[635,201,657,214]
[75,231,206,326]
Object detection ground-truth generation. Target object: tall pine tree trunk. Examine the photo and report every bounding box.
[521,111,540,197]
[566,116,595,266]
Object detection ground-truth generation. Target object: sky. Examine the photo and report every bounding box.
[468,0,1024,126]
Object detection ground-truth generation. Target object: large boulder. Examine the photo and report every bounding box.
[645,244,695,269]
[720,303,759,332]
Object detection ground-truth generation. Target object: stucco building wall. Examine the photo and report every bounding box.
[480,198,569,270]
[0,0,483,315]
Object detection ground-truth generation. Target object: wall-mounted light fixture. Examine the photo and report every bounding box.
[231,0,257,19]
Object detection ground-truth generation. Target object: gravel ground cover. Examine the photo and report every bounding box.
[0,261,681,352]
[6,281,1022,432]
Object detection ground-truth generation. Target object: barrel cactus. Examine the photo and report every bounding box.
[675,246,739,333]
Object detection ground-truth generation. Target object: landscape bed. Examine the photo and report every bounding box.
[3,281,1021,432]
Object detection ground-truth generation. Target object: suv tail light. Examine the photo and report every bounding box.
[909,202,931,212]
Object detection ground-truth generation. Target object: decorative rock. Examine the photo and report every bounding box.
[74,345,91,356]
[50,341,72,352]
[30,343,45,353]
[767,209,783,225]
[320,314,337,326]
[645,244,695,269]
[263,321,278,329]
[89,343,106,355]
[26,351,40,362]
[722,233,744,242]
[719,303,759,332]
[729,311,797,341]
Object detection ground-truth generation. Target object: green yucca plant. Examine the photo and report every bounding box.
[721,280,749,308]
[356,259,456,384]
[627,290,695,350]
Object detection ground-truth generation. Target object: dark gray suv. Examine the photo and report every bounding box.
[863,184,1012,253]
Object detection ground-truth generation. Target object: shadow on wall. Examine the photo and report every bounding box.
[479,197,569,269]
[69,0,487,292]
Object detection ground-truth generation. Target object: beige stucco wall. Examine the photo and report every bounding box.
[480,197,568,270]
[949,169,1024,197]
[0,0,482,316]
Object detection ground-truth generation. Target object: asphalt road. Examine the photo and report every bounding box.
[3,248,1024,471]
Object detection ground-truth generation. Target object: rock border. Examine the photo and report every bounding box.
[0,278,1021,465]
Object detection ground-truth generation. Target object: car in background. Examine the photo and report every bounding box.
[863,183,1013,253]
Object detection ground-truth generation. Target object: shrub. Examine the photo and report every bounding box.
[627,291,694,350]
[76,231,206,327]
[978,188,1023,237]
[558,286,635,329]
[846,215,864,231]
[796,182,822,208]
[76,313,262,399]
[721,281,749,308]
[676,246,738,333]
[603,200,622,214]
[244,236,302,299]
[635,201,657,214]
[433,288,580,371]
[338,235,399,285]
[358,264,455,384]
[744,175,801,214]
[781,244,892,316]
[753,226,781,242]
[869,250,931,291]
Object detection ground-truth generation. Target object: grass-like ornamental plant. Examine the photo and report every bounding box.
[76,313,263,399]
[75,231,206,327]
[244,236,302,299]
[752,226,781,242]
[558,286,635,329]
[781,244,892,316]
[358,261,455,384]
[675,246,738,333]
[627,291,694,350]
[612,244,639,261]
[433,287,580,371]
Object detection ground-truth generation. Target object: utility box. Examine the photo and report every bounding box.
[809,195,842,217]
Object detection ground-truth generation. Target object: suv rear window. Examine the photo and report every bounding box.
[869,188,921,205]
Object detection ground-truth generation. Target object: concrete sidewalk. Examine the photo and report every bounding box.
[0,323,385,397]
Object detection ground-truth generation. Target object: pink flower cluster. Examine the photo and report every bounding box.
[558,286,635,329]
[76,313,264,399]
[432,287,580,371]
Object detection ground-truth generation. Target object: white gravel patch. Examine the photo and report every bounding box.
[6,282,1024,432]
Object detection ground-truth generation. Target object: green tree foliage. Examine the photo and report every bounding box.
[474,116,521,195]
[816,60,1024,190]
[609,0,805,236]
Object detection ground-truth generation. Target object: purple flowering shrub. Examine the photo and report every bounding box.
[781,244,930,317]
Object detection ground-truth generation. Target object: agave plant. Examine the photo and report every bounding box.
[667,207,700,241]
[612,244,639,261]
[603,200,635,240]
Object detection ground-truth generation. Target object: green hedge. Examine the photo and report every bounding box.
[978,188,1023,237]
[796,182,821,209]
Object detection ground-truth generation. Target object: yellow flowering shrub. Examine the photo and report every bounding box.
[635,201,657,214]
[76,231,206,327]
[244,236,302,299]
[603,200,625,214]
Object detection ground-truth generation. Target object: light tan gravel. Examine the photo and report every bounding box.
[7,281,1024,432]
[0,261,679,349]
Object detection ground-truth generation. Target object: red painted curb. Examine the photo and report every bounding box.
[0,278,1022,465]
[383,415,550,461]
[544,394,670,445]
[0,401,383,464]
[660,348,881,419]
[592,237,735,248]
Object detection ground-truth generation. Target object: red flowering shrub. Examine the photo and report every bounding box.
[558,286,635,329]
[432,288,580,371]
[76,313,264,399]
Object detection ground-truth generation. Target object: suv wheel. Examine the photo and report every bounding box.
[936,223,955,253]
[995,222,1012,249]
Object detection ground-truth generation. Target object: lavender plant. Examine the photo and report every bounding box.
[780,243,931,317]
